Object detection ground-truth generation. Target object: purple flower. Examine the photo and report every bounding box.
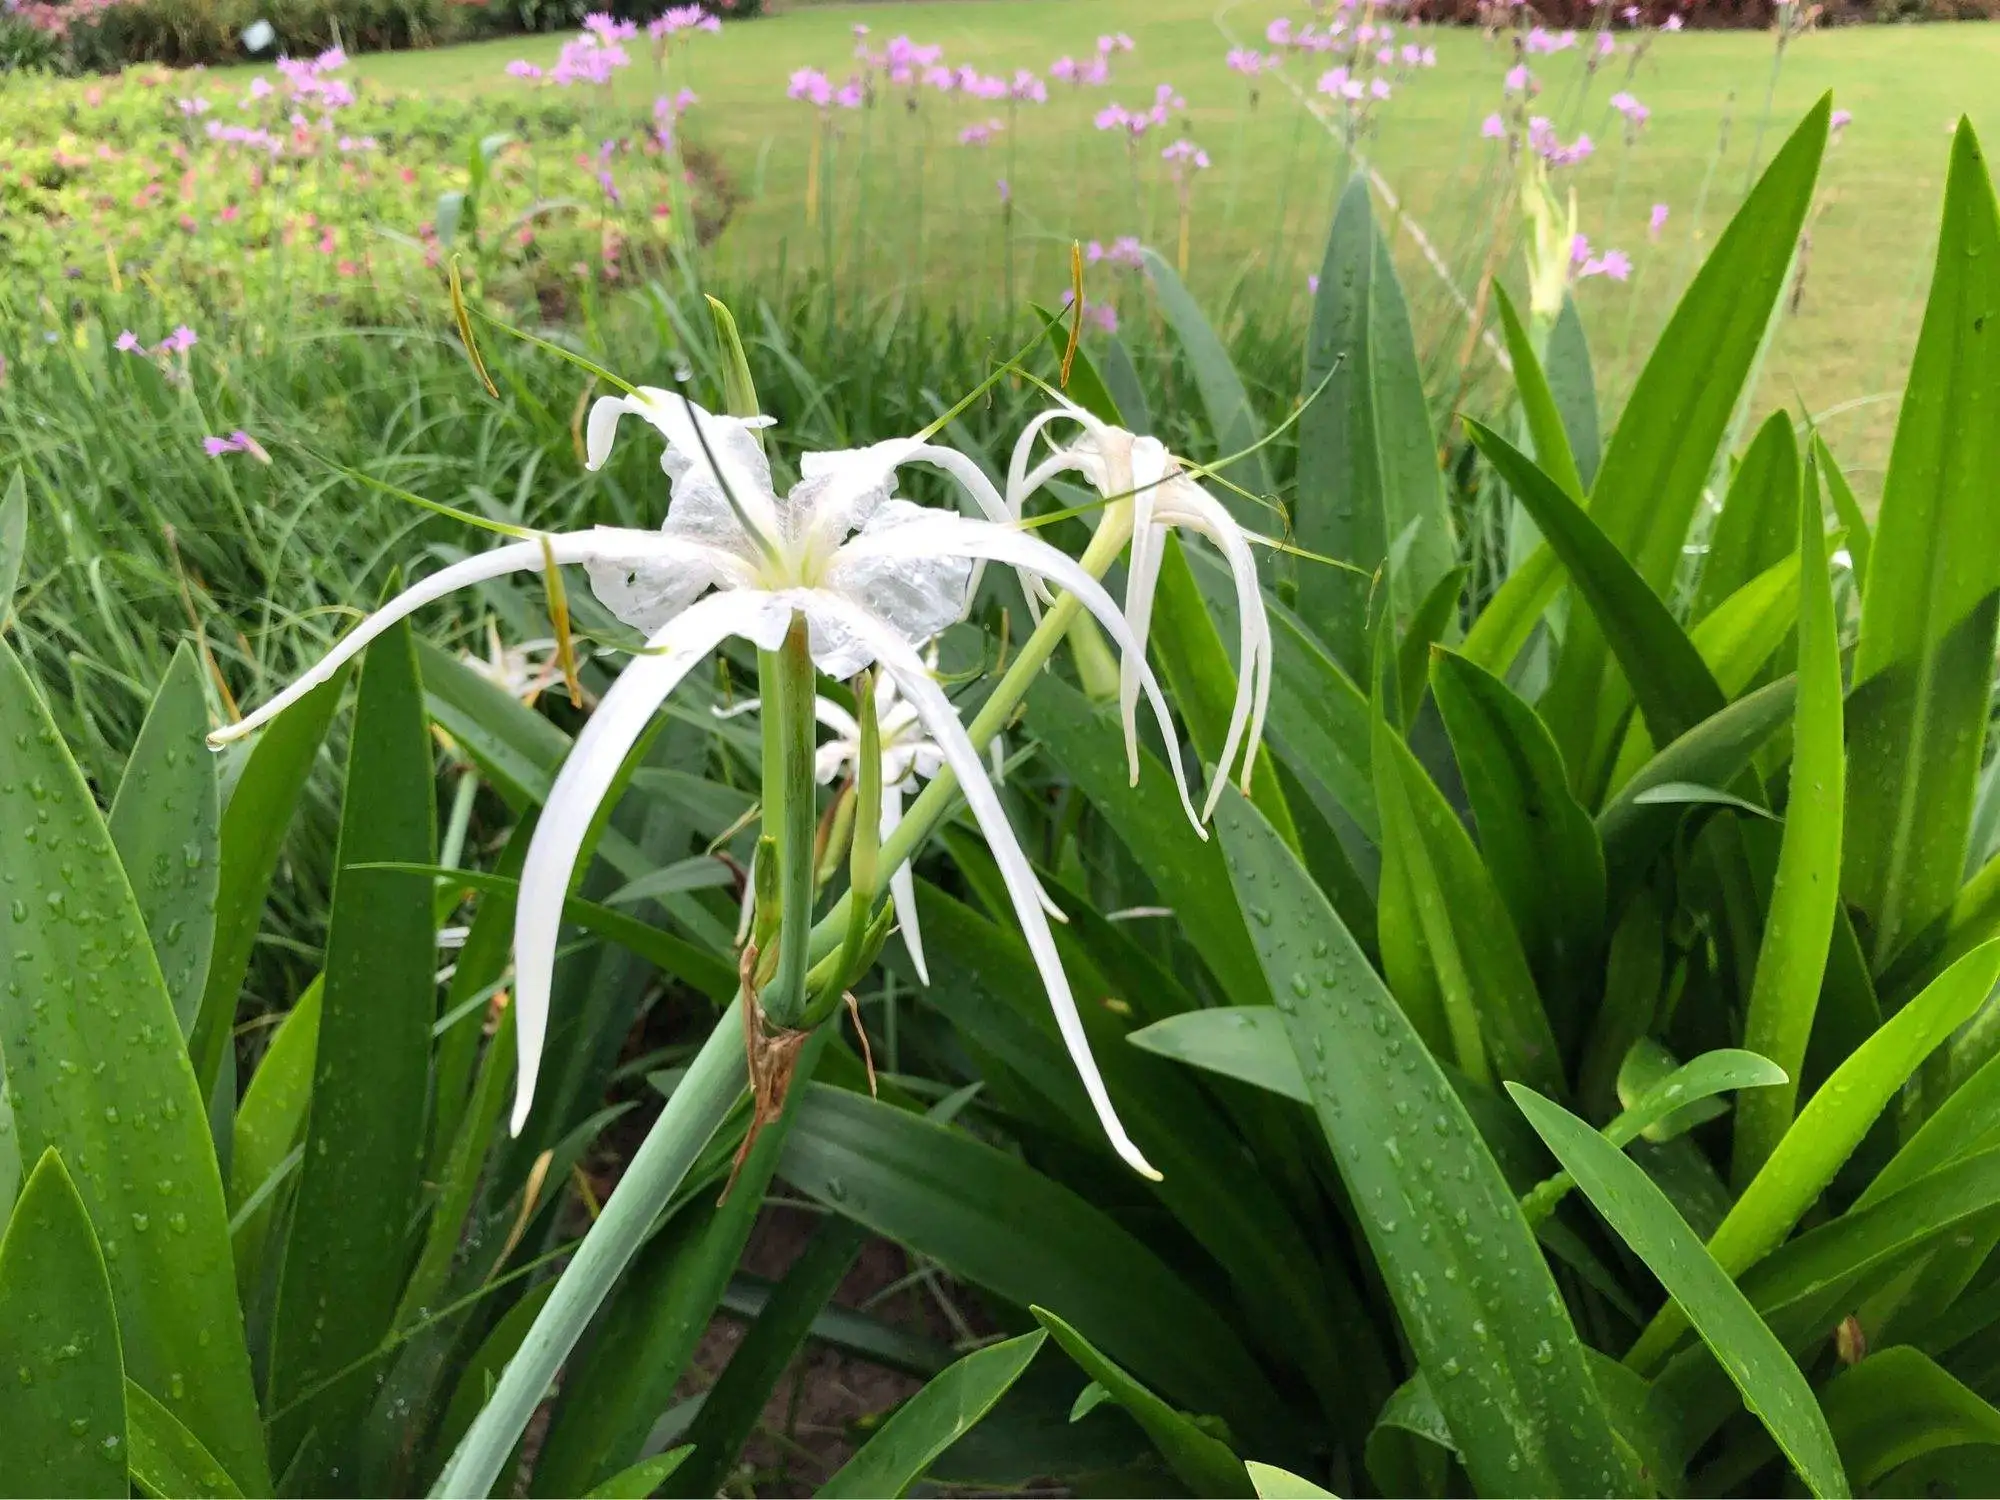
[1663,13,1683,28]
[1831,108,1852,130]
[316,45,346,69]
[1094,103,1130,131]
[997,177,1010,202]
[1505,64,1532,92]
[179,97,210,116]
[1161,137,1210,169]
[1266,16,1292,45]
[1594,32,1616,56]
[1622,3,1640,16]
[834,81,864,109]
[1050,55,1078,81]
[1571,232,1593,266]
[1610,90,1649,125]
[1226,47,1265,76]
[1649,201,1669,236]
[1579,248,1632,280]
[114,330,141,353]
[787,67,833,106]
[922,64,955,92]
[246,76,273,102]
[1081,55,1110,85]
[1529,116,1594,166]
[1098,31,1134,53]
[160,325,198,355]
[1153,81,1184,111]
[204,429,269,461]
[1481,112,1507,138]
[1059,287,1117,334]
[1308,272,1320,294]
[506,60,543,79]
[958,118,1004,146]
[1012,68,1047,103]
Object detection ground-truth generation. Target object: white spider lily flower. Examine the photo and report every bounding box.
[811,673,946,986]
[211,391,1193,1177]
[1008,396,1274,821]
[464,622,563,703]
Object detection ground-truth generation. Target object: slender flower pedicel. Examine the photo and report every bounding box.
[210,390,1197,1176]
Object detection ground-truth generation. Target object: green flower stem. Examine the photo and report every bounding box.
[808,513,1133,967]
[760,615,819,1031]
[429,998,747,1499]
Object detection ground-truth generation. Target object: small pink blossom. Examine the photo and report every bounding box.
[787,67,834,106]
[1579,248,1632,280]
[1481,112,1507,138]
[1505,64,1533,92]
[1308,273,1320,294]
[1370,77,1391,100]
[114,330,142,353]
[203,430,269,461]
[1610,90,1649,125]
[506,60,543,79]
[159,325,198,355]
[1649,202,1669,236]
[958,119,1004,146]
[1266,16,1292,45]
[1831,108,1852,130]
[179,97,210,116]
[1594,32,1616,56]
[1161,138,1210,169]
[1012,69,1047,103]
[1050,55,1078,81]
[1663,13,1684,28]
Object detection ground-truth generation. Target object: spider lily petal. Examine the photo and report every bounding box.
[586,388,783,543]
[207,530,742,747]
[512,590,790,1132]
[807,591,1161,1178]
[833,512,1203,831]
[880,782,929,984]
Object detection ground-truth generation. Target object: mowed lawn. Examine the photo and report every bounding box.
[334,2,2000,478]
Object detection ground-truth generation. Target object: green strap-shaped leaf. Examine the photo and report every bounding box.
[1631,940,2000,1370]
[1246,1460,1337,1498]
[1693,412,1802,623]
[1373,686,1566,1093]
[1821,1345,2000,1490]
[777,1084,1283,1445]
[190,666,345,1102]
[1129,1007,1308,1103]
[1597,675,1798,911]
[1547,292,1603,488]
[819,1331,1047,1499]
[1844,121,2000,973]
[0,468,24,624]
[666,1215,867,1497]
[0,1149,127,1498]
[228,980,320,1303]
[107,643,219,1038]
[581,1447,692,1499]
[1431,647,1604,1044]
[0,639,268,1494]
[269,610,438,1477]
[1215,790,1636,1495]
[1508,1086,1849,1499]
[1468,418,1727,782]
[1494,284,1586,503]
[1296,177,1454,673]
[1033,1307,1252,1498]
[1733,479,1846,1185]
[1537,99,1828,797]
[1141,249,1271,515]
[1814,433,1871,594]
[127,1378,244,1499]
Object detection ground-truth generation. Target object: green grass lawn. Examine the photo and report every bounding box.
[331,1,2000,480]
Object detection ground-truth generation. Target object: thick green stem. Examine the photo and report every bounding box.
[429,1000,746,1499]
[807,516,1132,964]
[761,616,818,1031]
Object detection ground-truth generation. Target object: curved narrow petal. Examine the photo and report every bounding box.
[511,588,789,1134]
[806,592,1161,1179]
[1005,403,1099,518]
[879,784,930,986]
[594,388,782,541]
[813,696,862,741]
[1162,479,1274,815]
[831,517,1204,835]
[1117,439,1173,788]
[209,530,743,747]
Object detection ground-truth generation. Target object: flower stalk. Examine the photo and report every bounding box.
[759,615,820,1031]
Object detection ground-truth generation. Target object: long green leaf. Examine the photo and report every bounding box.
[1296,177,1454,671]
[1820,1345,2000,1489]
[1468,418,1727,774]
[818,1331,1047,1500]
[1733,478,1846,1185]
[1547,291,1603,486]
[1431,646,1604,1042]
[582,1448,692,1499]
[1033,1307,1252,1498]
[1215,790,1635,1494]
[1246,1461,1337,1498]
[776,1084,1282,1442]
[1141,249,1271,516]
[1538,99,1828,797]
[229,980,320,1302]
[1693,412,1802,622]
[1844,121,2000,972]
[0,1149,127,1498]
[1813,433,1871,594]
[108,642,219,1038]
[0,468,24,623]
[190,667,345,1102]
[1632,940,2000,1370]
[127,1379,244,1499]
[1494,283,1586,502]
[1508,1086,1849,1499]
[0,639,267,1493]
[269,610,437,1476]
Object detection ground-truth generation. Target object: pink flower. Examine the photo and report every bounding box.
[1098,31,1134,52]
[1059,287,1118,334]
[1529,116,1594,166]
[336,258,359,277]
[506,60,543,79]
[1664,13,1684,28]
[159,325,198,355]
[1649,202,1669,236]
[1505,64,1533,92]
[221,203,239,222]
[833,81,864,109]
[787,67,834,106]
[997,177,1010,202]
[318,230,336,254]
[1370,77,1391,100]
[958,119,1004,146]
[1161,138,1210,169]
[1571,232,1593,266]
[1266,16,1292,45]
[1081,56,1110,85]
[1831,108,1852,130]
[1610,90,1649,125]
[316,45,346,69]
[246,77,272,101]
[114,330,141,353]
[1094,102,1131,131]
[1050,55,1078,81]
[1226,47,1265,75]
[1595,32,1616,56]
[1012,68,1047,102]
[203,430,269,461]
[179,97,210,116]
[1579,248,1632,280]
[1308,272,1320,294]
[1481,112,1507,138]
[923,64,955,91]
